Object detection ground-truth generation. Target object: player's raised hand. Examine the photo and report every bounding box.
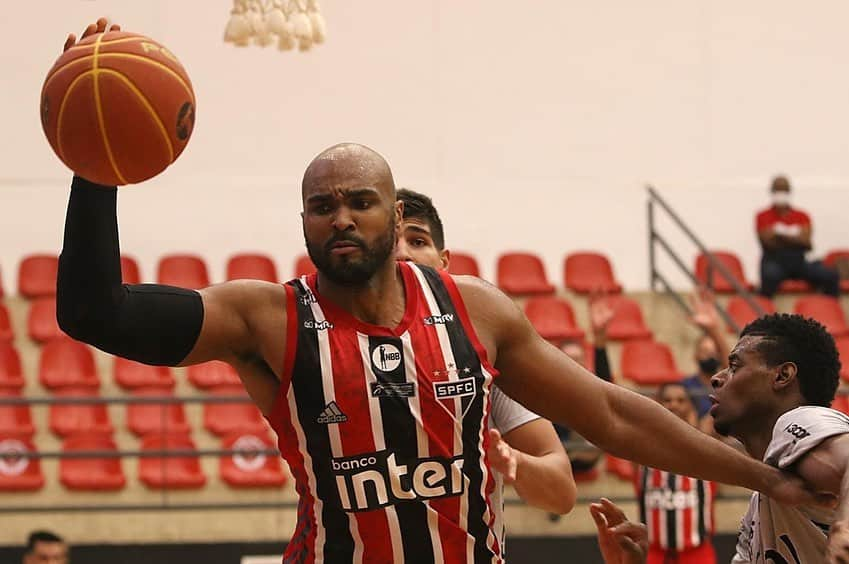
[827,519,849,564]
[63,17,121,52]
[591,498,648,564]
[689,287,721,332]
[486,429,518,484]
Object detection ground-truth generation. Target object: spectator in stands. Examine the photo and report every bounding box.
[681,289,729,429]
[556,291,614,473]
[634,383,717,564]
[756,175,839,297]
[23,530,68,564]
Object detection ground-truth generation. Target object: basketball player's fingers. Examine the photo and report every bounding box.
[109,24,121,32]
[599,497,629,525]
[79,22,98,41]
[589,504,609,531]
[488,428,502,444]
[95,17,109,33]
[63,34,76,52]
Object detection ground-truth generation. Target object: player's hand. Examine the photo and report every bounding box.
[486,429,518,484]
[590,498,648,564]
[827,519,849,564]
[63,17,121,52]
[589,290,615,335]
[689,287,721,332]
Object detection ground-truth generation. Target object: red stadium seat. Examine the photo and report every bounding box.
[0,390,34,439]
[694,251,754,293]
[220,431,286,488]
[0,304,13,343]
[188,361,241,390]
[204,385,268,437]
[524,297,585,341]
[621,340,680,385]
[835,338,849,383]
[114,357,175,390]
[563,252,622,294]
[121,255,142,284]
[49,388,113,438]
[139,433,206,489]
[39,338,99,390]
[726,296,776,334]
[604,296,653,341]
[18,254,58,299]
[157,254,210,289]
[293,254,316,278]
[127,387,190,437]
[794,296,849,337]
[447,253,480,277]
[0,436,44,491]
[832,395,849,416]
[605,455,635,481]
[60,434,126,491]
[0,344,24,390]
[496,252,555,295]
[0,267,4,299]
[778,280,813,293]
[824,250,849,292]
[227,253,279,283]
[27,298,63,343]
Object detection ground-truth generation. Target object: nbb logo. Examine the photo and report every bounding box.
[331,450,465,512]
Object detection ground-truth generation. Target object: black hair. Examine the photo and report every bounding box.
[26,530,64,553]
[657,382,696,408]
[741,313,841,407]
[396,188,445,250]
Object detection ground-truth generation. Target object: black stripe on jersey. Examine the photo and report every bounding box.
[419,265,496,561]
[665,472,677,551]
[696,479,706,542]
[812,520,830,535]
[288,281,354,562]
[367,336,433,563]
[637,467,648,525]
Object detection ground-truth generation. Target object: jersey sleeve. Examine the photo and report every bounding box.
[764,406,849,469]
[731,493,757,564]
[756,209,772,232]
[490,386,540,435]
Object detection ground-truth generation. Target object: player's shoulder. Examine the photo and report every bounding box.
[756,207,774,220]
[765,405,849,468]
[452,275,522,331]
[773,405,849,434]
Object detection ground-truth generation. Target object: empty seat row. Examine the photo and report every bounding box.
[0,431,286,491]
[0,386,267,438]
[524,295,651,342]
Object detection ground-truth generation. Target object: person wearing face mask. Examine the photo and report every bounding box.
[681,290,730,428]
[756,175,839,298]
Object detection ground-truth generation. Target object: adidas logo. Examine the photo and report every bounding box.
[316,401,348,424]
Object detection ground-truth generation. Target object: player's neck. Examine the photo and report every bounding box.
[316,262,406,327]
[736,409,784,461]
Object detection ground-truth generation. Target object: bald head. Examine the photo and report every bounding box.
[771,175,791,193]
[302,143,396,203]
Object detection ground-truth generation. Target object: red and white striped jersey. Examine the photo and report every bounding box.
[637,466,716,551]
[267,262,502,563]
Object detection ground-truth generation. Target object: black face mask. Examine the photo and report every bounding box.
[698,357,720,375]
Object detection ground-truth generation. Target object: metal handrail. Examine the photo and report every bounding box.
[647,185,766,333]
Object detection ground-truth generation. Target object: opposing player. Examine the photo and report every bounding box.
[709,313,849,562]
[58,21,822,562]
[393,188,576,538]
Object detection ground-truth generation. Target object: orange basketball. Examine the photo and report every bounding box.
[40,31,196,186]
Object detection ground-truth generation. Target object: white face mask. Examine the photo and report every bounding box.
[772,191,791,206]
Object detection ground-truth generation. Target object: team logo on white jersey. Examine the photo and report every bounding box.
[316,401,348,424]
[372,344,402,372]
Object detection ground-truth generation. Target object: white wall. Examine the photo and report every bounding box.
[2,0,849,294]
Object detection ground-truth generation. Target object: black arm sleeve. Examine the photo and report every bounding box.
[594,347,612,382]
[56,176,204,366]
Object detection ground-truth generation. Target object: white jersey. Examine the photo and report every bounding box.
[488,386,541,552]
[733,406,849,563]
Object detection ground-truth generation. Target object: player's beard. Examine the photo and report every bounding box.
[305,216,396,286]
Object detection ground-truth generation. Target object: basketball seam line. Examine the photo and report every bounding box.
[93,34,128,185]
[44,52,193,99]
[97,68,175,164]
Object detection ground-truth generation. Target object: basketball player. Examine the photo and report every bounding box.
[393,188,576,535]
[636,383,717,563]
[58,22,822,562]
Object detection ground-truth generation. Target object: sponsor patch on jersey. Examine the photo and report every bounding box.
[423,313,455,326]
[371,343,402,372]
[370,382,416,398]
[432,377,479,420]
[304,319,334,330]
[316,401,348,424]
[784,422,810,440]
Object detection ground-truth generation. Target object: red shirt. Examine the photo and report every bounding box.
[756,206,811,232]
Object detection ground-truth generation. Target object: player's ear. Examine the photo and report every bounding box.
[773,362,798,391]
[394,200,404,229]
[440,249,451,270]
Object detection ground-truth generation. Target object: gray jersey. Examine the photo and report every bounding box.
[488,386,541,550]
[733,406,849,563]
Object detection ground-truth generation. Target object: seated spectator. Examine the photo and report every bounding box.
[556,291,614,472]
[681,289,730,429]
[23,530,68,564]
[756,175,838,297]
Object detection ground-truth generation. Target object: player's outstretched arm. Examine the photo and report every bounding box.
[56,176,282,369]
[455,277,817,503]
